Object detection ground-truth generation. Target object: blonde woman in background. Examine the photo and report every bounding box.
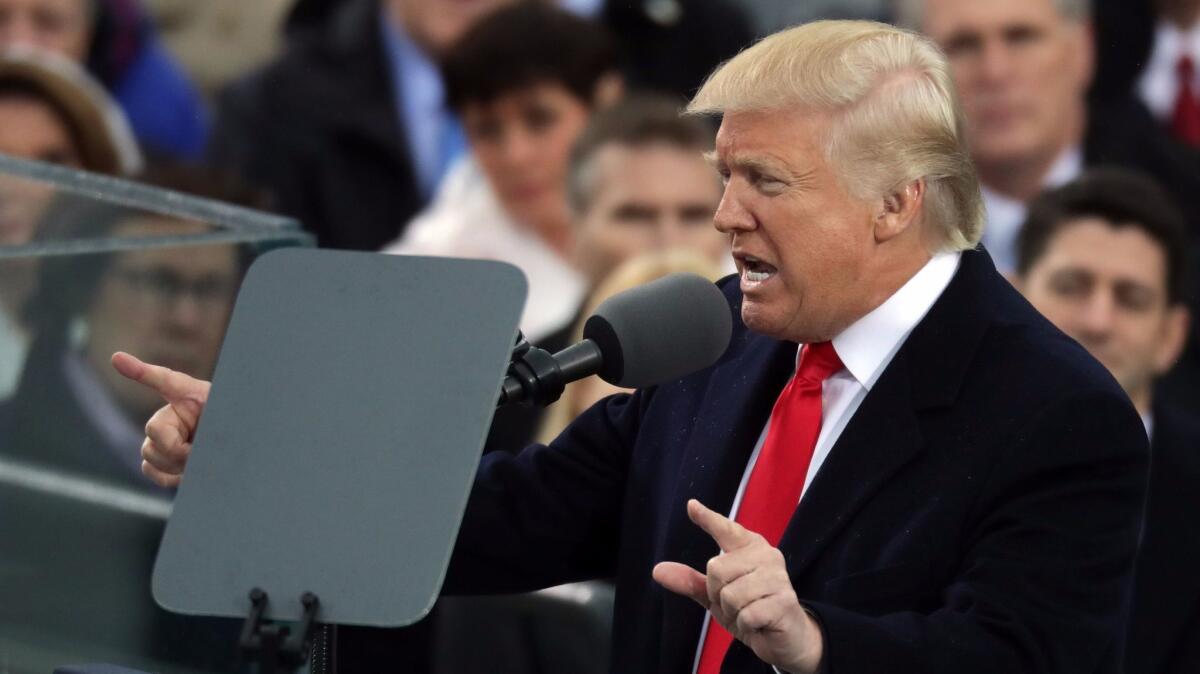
[536,249,724,444]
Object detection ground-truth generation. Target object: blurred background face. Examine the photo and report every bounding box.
[387,0,514,55]
[85,220,238,419]
[1019,218,1188,412]
[0,0,91,62]
[921,0,1092,170]
[573,143,725,286]
[463,82,592,250]
[0,95,81,245]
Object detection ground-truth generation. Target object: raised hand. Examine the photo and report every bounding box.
[111,351,210,488]
[652,499,823,674]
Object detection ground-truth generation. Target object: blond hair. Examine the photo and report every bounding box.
[535,250,725,444]
[688,20,984,251]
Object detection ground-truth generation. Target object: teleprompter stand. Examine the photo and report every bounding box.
[238,589,320,674]
[149,250,527,670]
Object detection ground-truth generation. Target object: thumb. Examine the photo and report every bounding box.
[652,561,710,609]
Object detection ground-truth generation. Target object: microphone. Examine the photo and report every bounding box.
[498,273,732,407]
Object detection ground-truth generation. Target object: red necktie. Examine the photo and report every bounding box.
[1171,55,1200,146]
[694,341,843,674]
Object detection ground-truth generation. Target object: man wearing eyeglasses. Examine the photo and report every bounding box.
[0,209,242,492]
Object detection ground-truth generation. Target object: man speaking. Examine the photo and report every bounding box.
[115,21,1147,674]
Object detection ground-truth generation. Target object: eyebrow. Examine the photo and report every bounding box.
[703,150,791,177]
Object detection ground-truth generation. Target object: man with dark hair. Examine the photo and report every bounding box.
[566,94,728,287]
[1014,167,1200,674]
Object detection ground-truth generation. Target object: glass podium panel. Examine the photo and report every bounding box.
[0,154,312,673]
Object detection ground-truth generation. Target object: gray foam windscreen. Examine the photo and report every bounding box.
[585,273,731,388]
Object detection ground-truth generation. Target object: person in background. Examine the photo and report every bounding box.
[0,45,140,397]
[384,2,622,345]
[0,166,252,488]
[0,166,261,673]
[1137,0,1200,146]
[1014,167,1199,674]
[896,0,1200,274]
[482,94,728,460]
[536,249,723,444]
[209,0,515,251]
[901,0,1200,409]
[0,0,209,159]
[566,94,729,290]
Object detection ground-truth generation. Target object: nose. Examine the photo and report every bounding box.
[978,37,1015,85]
[0,16,39,48]
[712,183,754,235]
[498,127,536,169]
[165,293,205,331]
[1076,290,1116,344]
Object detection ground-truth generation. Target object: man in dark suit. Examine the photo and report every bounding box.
[122,20,1147,673]
[1015,168,1199,674]
[206,0,513,251]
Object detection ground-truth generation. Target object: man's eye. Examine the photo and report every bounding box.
[1049,274,1089,298]
[755,177,785,194]
[944,33,982,59]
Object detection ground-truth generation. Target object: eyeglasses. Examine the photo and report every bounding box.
[111,267,238,312]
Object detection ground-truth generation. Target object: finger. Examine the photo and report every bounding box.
[734,593,794,635]
[141,458,181,489]
[144,406,192,464]
[688,499,759,552]
[652,561,710,609]
[112,352,210,406]
[141,434,189,476]
[717,569,778,620]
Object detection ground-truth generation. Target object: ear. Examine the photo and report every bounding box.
[1153,304,1191,375]
[874,178,925,244]
[592,72,625,109]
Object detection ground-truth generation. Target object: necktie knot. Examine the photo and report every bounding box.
[795,341,843,385]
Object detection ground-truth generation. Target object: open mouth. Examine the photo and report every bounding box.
[740,255,778,285]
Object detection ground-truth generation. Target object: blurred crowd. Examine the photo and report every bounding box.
[0,0,1198,673]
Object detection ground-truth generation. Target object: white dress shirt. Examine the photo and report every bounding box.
[1138,21,1200,122]
[691,250,962,674]
[980,147,1082,275]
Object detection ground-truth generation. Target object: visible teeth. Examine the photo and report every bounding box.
[745,269,773,282]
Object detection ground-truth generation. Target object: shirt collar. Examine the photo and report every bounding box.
[825,250,961,391]
[380,9,445,112]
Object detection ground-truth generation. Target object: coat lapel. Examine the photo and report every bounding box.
[776,351,924,581]
[657,332,795,674]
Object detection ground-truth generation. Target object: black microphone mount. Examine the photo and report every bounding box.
[498,332,602,408]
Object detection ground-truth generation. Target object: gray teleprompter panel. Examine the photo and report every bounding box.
[152,249,526,627]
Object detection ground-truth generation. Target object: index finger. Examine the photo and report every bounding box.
[112,351,210,404]
[687,499,758,552]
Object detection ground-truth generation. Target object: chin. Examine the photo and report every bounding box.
[741,302,787,339]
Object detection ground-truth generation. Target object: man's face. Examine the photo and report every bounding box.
[711,109,879,344]
[86,220,240,419]
[921,0,1092,169]
[1019,218,1189,410]
[386,0,514,55]
[0,96,81,245]
[0,0,91,61]
[573,143,726,286]
[463,82,593,242]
